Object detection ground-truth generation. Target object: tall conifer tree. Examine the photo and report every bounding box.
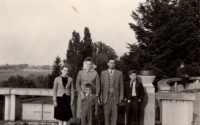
[81,27,93,62]
[66,31,82,81]
[48,56,61,88]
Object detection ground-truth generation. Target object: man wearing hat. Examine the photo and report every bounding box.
[124,70,145,125]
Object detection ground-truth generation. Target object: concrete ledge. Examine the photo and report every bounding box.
[0,88,11,95]
[156,93,196,100]
[0,120,58,125]
[11,88,53,96]
[157,78,181,91]
[157,77,200,92]
[190,77,200,80]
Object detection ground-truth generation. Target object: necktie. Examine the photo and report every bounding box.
[130,81,133,87]
[132,81,135,95]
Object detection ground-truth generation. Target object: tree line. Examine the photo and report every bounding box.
[0,64,51,70]
[0,64,29,69]
[0,74,48,88]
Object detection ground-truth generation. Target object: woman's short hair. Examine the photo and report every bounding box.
[128,70,138,76]
[85,57,94,63]
[61,64,70,70]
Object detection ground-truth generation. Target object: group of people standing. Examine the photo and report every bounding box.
[53,57,145,125]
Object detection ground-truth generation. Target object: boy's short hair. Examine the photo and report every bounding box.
[128,70,138,76]
[85,83,92,89]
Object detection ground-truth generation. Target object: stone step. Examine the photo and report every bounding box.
[0,120,161,125]
[0,120,58,125]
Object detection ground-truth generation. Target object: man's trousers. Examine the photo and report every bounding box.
[103,92,118,125]
[125,96,140,125]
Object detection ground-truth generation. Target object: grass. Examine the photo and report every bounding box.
[0,69,52,81]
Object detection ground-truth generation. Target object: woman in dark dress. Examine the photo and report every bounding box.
[53,65,74,125]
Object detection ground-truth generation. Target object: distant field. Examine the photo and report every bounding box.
[0,69,52,81]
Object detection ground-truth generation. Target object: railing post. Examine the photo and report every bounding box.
[156,93,196,125]
[10,94,16,121]
[141,86,155,125]
[9,94,20,121]
[137,75,155,125]
[194,79,200,90]
[4,95,11,120]
[193,92,200,125]
[174,82,177,93]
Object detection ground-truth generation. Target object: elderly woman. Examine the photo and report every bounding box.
[53,65,74,125]
[76,57,100,119]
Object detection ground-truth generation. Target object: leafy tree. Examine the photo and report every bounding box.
[48,56,62,88]
[24,79,36,88]
[0,75,35,88]
[120,44,151,81]
[124,0,200,81]
[27,74,49,88]
[92,41,118,74]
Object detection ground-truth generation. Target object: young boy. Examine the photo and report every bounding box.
[125,70,145,125]
[81,83,98,125]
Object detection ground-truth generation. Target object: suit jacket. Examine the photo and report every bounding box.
[53,76,75,101]
[81,94,98,110]
[176,67,188,77]
[125,79,145,101]
[100,69,124,104]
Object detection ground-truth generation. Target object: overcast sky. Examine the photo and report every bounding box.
[0,0,146,65]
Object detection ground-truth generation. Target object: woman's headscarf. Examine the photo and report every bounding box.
[82,57,97,71]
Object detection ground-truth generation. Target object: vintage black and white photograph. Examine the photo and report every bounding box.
[0,0,200,125]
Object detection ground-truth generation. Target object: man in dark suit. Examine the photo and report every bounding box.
[125,70,145,125]
[176,62,189,91]
[100,58,124,125]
